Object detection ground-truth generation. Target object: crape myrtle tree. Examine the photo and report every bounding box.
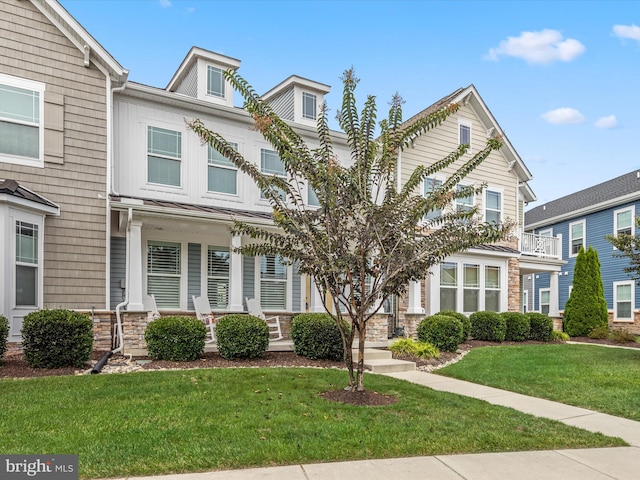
[607,216,640,283]
[189,69,512,391]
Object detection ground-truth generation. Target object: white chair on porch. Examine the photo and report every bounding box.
[192,295,216,344]
[142,294,161,320]
[245,297,284,341]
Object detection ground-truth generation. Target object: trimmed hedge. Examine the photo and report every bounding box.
[389,338,439,359]
[469,311,506,342]
[417,314,463,352]
[437,310,471,342]
[526,312,554,341]
[215,314,269,359]
[501,312,530,342]
[144,315,206,361]
[21,309,93,368]
[0,314,8,364]
[290,313,346,361]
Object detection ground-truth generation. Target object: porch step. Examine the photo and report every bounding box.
[352,348,393,361]
[361,358,416,373]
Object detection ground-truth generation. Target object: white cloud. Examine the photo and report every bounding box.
[594,115,618,129]
[613,24,640,42]
[159,0,172,8]
[485,29,585,64]
[541,108,585,124]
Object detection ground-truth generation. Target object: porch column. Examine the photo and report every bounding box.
[127,220,144,311]
[309,277,325,312]
[228,235,244,312]
[549,271,560,317]
[407,280,425,314]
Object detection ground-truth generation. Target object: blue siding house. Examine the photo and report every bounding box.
[525,170,640,334]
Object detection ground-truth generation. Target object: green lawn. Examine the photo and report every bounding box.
[0,367,625,479]
[439,343,640,421]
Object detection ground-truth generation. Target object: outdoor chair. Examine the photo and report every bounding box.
[142,293,161,320]
[192,295,216,344]
[245,297,284,341]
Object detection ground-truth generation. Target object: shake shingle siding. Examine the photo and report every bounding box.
[0,0,109,308]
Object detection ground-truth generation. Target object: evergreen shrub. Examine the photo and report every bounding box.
[501,312,530,342]
[290,313,346,361]
[144,315,206,361]
[215,314,269,359]
[389,338,439,359]
[437,310,471,342]
[0,315,9,364]
[526,312,554,341]
[417,314,463,352]
[469,311,506,342]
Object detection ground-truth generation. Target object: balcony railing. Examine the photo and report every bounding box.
[520,232,560,259]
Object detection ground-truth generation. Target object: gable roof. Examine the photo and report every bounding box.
[525,170,640,228]
[0,179,60,214]
[401,85,536,203]
[166,46,241,92]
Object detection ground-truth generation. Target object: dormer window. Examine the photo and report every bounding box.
[302,92,317,120]
[207,66,225,98]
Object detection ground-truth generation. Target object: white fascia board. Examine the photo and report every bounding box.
[464,247,521,259]
[166,46,241,91]
[30,0,128,83]
[0,193,60,216]
[262,75,331,102]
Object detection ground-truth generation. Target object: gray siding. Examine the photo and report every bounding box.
[110,237,126,309]
[242,255,255,308]
[267,87,294,121]
[188,243,201,310]
[175,64,198,98]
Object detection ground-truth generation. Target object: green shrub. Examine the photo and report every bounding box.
[144,315,206,361]
[0,314,9,364]
[588,324,610,340]
[550,330,570,342]
[389,338,440,359]
[215,314,269,359]
[290,313,346,361]
[526,312,554,341]
[469,311,506,342]
[417,314,463,352]
[501,312,530,342]
[437,310,471,342]
[611,329,638,343]
[21,309,93,368]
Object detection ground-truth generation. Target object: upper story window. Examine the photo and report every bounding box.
[0,75,45,167]
[569,220,585,257]
[485,190,502,224]
[302,92,317,120]
[456,185,474,213]
[614,206,634,237]
[208,143,238,195]
[459,120,471,151]
[148,126,181,187]
[207,247,230,309]
[260,148,285,199]
[15,221,39,307]
[424,177,443,220]
[207,66,225,98]
[308,186,320,207]
[147,241,181,309]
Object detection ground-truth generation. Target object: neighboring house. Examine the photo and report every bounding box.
[0,0,127,343]
[394,85,563,331]
[525,170,640,334]
[109,47,351,332]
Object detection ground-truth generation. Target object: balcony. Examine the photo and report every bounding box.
[519,232,561,259]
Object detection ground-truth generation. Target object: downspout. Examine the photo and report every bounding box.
[113,207,132,356]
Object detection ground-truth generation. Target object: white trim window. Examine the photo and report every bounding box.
[0,74,45,167]
[540,288,550,315]
[614,206,634,237]
[423,177,443,220]
[569,220,585,257]
[208,142,238,195]
[206,66,225,98]
[614,281,633,321]
[147,241,181,309]
[302,92,317,120]
[485,190,502,224]
[456,184,474,213]
[308,185,320,207]
[522,290,529,313]
[463,263,480,312]
[459,119,471,151]
[207,247,229,309]
[148,126,181,187]
[260,148,286,199]
[260,255,287,310]
[15,221,39,307]
[485,265,501,312]
[439,262,457,311]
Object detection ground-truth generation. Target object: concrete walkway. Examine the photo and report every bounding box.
[106,367,640,480]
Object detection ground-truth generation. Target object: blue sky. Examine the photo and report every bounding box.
[59,0,640,208]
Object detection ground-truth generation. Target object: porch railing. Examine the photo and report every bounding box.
[519,232,560,259]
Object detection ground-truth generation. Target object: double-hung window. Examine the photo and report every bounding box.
[614,281,633,321]
[148,126,181,187]
[614,207,634,237]
[485,190,502,224]
[539,288,550,315]
[302,92,317,120]
[0,75,44,166]
[484,266,501,312]
[207,66,225,98]
[456,185,474,213]
[260,255,287,310]
[463,263,480,312]
[208,143,237,194]
[569,220,585,256]
[424,177,443,220]
[207,247,229,309]
[260,148,286,199]
[15,221,38,306]
[439,262,457,310]
[147,241,181,309]
[459,120,471,150]
[308,186,320,206]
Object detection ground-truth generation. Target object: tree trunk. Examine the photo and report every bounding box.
[356,322,366,391]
